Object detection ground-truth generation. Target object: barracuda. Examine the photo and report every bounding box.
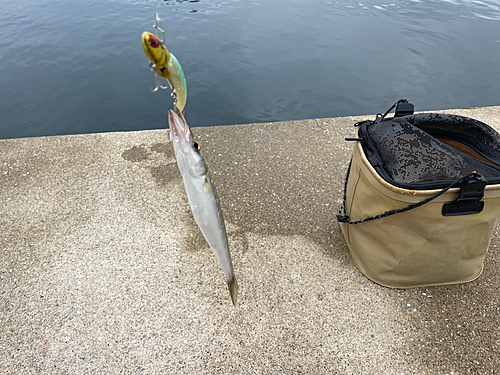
[168,107,238,306]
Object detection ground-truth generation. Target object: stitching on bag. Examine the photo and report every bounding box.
[347,167,362,243]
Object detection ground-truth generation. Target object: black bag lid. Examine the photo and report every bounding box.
[359,113,500,190]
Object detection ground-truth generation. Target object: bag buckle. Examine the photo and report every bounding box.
[394,100,414,117]
[442,173,487,216]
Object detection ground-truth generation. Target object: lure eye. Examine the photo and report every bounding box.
[148,35,160,48]
[193,140,201,152]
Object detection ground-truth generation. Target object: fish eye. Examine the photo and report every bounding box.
[193,140,201,152]
[148,35,159,48]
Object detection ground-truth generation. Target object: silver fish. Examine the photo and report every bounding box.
[168,107,238,306]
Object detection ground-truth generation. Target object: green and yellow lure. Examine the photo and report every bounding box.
[141,20,187,112]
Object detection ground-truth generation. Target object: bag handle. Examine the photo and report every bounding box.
[353,98,414,128]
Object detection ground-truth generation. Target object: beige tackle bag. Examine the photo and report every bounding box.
[337,100,500,288]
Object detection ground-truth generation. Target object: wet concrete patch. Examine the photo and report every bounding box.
[122,142,180,186]
[150,142,172,155]
[150,164,181,186]
[122,145,150,162]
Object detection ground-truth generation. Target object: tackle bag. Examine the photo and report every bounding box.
[337,99,500,288]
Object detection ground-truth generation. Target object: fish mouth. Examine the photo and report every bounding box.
[168,107,188,140]
[168,108,179,139]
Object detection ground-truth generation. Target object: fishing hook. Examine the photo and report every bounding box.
[149,12,178,108]
[149,61,169,93]
[153,12,165,44]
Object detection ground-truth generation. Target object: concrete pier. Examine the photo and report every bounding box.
[1,106,500,374]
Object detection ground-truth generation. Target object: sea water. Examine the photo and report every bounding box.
[1,0,499,138]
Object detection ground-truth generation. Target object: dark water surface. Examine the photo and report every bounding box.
[1,0,500,139]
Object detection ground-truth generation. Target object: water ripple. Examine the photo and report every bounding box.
[323,0,500,20]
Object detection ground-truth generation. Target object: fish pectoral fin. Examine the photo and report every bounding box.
[204,177,214,196]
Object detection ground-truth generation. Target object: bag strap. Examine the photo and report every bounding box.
[336,162,487,225]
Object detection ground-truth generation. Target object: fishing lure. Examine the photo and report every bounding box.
[142,13,187,111]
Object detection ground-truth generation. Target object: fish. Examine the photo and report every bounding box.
[168,107,238,306]
[141,30,187,111]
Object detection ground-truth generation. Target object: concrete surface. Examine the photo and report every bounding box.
[1,106,500,374]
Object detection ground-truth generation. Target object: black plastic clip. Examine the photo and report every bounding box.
[394,100,414,117]
[336,214,349,223]
[442,173,487,216]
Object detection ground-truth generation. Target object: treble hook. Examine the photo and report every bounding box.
[153,12,165,43]
[149,61,169,93]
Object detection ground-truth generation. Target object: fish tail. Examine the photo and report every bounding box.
[227,276,238,306]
